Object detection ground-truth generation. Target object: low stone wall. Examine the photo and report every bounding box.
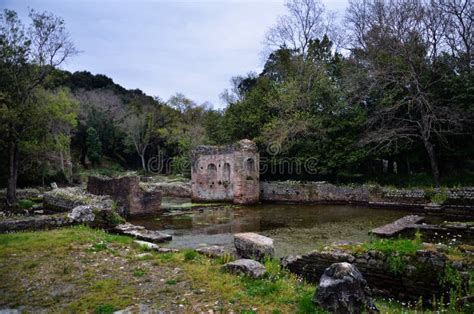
[87,176,161,217]
[282,249,470,302]
[0,188,42,201]
[261,181,474,214]
[0,214,72,232]
[260,181,370,204]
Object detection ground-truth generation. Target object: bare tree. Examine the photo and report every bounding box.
[265,0,328,55]
[123,109,155,173]
[436,0,473,71]
[346,0,470,185]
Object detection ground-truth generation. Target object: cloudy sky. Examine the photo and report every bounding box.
[2,0,348,108]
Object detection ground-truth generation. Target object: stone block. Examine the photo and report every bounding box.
[234,232,274,260]
[221,259,266,278]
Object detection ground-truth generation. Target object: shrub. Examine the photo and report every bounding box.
[431,189,448,205]
[18,199,35,209]
[183,249,198,261]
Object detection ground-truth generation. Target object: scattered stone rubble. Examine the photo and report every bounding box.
[43,187,113,212]
[0,204,123,233]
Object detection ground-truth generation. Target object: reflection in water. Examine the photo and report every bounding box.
[130,201,414,257]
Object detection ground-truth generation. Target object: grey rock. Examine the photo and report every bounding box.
[68,205,95,223]
[234,232,274,261]
[157,247,179,253]
[222,259,266,278]
[134,240,160,250]
[196,245,227,258]
[50,182,58,189]
[452,260,464,271]
[313,262,378,314]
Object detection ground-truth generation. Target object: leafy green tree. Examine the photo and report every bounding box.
[85,127,102,166]
[0,9,76,204]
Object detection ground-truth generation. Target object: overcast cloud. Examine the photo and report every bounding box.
[2,0,348,108]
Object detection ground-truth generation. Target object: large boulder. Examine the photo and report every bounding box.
[313,262,377,314]
[221,259,266,278]
[234,232,274,261]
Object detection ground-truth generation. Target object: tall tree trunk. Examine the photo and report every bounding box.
[140,153,147,173]
[423,138,441,186]
[6,139,19,206]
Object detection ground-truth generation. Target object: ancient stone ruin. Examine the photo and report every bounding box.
[191,139,259,204]
[87,175,161,217]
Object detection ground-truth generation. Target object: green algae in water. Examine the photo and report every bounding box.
[130,202,420,257]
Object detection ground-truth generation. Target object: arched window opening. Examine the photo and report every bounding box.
[245,158,255,173]
[223,163,231,182]
[207,163,217,178]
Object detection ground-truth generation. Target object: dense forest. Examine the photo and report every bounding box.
[1,0,473,205]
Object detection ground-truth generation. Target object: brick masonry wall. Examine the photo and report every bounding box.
[191,139,259,204]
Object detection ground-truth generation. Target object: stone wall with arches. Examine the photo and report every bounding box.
[191,139,260,204]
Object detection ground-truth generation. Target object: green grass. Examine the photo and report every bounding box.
[4,226,469,312]
[94,303,118,314]
[132,268,146,277]
[362,237,422,256]
[0,226,320,312]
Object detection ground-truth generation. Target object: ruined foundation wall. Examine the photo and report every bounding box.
[283,250,469,301]
[260,181,369,204]
[261,181,474,214]
[87,176,161,217]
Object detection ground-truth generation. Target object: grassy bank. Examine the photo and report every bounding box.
[1,226,471,313]
[0,226,321,313]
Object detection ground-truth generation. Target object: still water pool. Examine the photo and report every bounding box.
[130,198,415,257]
